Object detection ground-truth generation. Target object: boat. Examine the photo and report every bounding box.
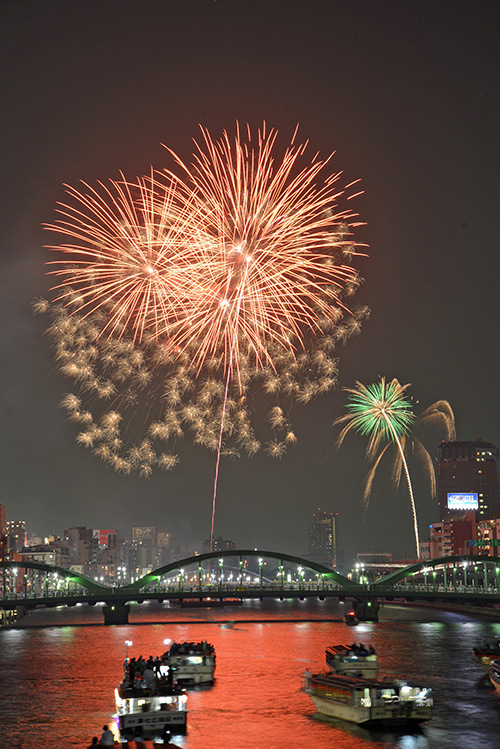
[489,659,500,695]
[115,683,187,740]
[303,671,433,725]
[326,643,378,679]
[344,611,358,626]
[472,639,500,672]
[163,640,216,686]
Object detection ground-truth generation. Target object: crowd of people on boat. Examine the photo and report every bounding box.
[121,654,173,692]
[348,642,376,655]
[166,640,214,656]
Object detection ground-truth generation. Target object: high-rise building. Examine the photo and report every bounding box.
[64,526,94,565]
[308,508,338,568]
[0,504,6,538]
[6,520,26,553]
[437,440,499,521]
[424,516,476,557]
[202,537,236,553]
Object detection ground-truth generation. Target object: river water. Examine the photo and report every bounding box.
[1,598,500,748]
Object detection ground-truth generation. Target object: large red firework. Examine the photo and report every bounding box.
[46,124,366,380]
[41,124,368,548]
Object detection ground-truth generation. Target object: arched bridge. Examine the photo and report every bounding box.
[123,549,352,592]
[1,552,499,625]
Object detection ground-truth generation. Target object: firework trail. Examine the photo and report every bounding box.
[335,378,455,559]
[37,124,368,548]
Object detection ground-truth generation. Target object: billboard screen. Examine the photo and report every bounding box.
[93,529,116,547]
[447,493,478,510]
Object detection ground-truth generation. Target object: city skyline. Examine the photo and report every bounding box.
[2,1,500,560]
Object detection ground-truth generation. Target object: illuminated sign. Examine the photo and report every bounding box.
[132,526,155,542]
[469,539,500,547]
[93,529,116,547]
[447,493,478,510]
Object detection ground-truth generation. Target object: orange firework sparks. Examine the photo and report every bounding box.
[160,123,367,379]
[46,171,197,343]
[40,123,368,548]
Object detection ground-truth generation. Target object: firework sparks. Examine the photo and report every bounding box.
[335,378,455,559]
[39,123,368,547]
[160,123,367,376]
[45,172,196,344]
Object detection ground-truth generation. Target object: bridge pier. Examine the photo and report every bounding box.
[102,602,130,625]
[352,598,380,622]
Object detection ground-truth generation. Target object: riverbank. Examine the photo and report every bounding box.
[385,599,500,619]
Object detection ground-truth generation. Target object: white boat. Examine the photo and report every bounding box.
[115,685,187,740]
[304,671,433,725]
[163,640,216,686]
[489,659,500,695]
[326,643,378,679]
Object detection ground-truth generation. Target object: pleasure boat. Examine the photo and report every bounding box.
[472,639,500,672]
[162,640,216,686]
[303,671,433,725]
[489,659,500,695]
[326,643,378,679]
[344,610,358,626]
[115,683,187,740]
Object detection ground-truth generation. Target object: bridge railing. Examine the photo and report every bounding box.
[394,582,500,594]
[125,580,346,593]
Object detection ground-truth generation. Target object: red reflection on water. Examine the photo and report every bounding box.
[2,600,493,748]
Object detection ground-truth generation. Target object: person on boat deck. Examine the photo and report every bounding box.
[128,657,137,681]
[153,656,162,675]
[136,655,146,675]
[143,665,155,689]
[86,738,98,749]
[98,725,114,746]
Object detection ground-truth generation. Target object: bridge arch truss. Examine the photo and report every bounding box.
[372,555,500,591]
[0,560,109,597]
[121,549,354,593]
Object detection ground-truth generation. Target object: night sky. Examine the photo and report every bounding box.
[2,0,499,563]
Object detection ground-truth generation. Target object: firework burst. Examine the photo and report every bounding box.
[335,378,455,559]
[39,123,368,543]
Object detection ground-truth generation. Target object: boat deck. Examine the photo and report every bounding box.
[312,671,391,689]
